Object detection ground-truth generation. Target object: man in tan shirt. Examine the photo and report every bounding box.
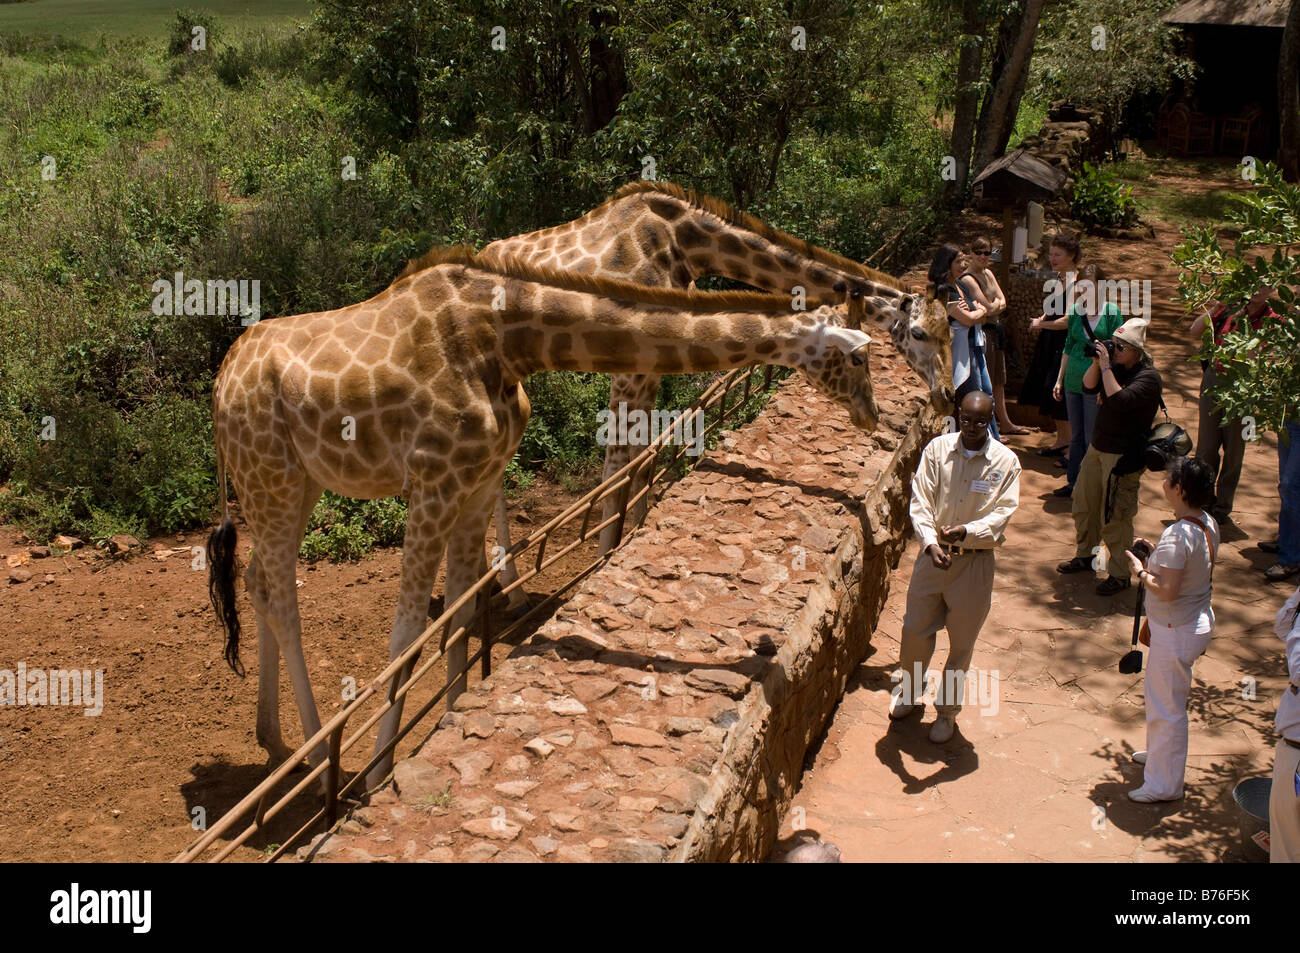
[890,391,1021,743]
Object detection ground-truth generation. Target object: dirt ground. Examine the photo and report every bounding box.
[0,476,602,862]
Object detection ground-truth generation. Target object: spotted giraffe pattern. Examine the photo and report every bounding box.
[211,247,893,788]
[479,181,952,557]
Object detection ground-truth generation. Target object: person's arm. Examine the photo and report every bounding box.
[1103,363,1159,409]
[909,443,941,553]
[946,278,986,326]
[1082,358,1101,392]
[983,269,1007,315]
[1127,531,1188,602]
[1031,313,1069,331]
[961,461,1021,546]
[1053,353,1068,402]
[1138,563,1186,602]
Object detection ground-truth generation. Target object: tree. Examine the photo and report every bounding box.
[944,0,987,207]
[1030,0,1195,145]
[971,0,1045,177]
[1279,0,1300,181]
[1172,162,1300,433]
[611,0,869,209]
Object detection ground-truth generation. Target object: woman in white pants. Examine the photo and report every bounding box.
[1271,585,1300,862]
[1125,457,1219,803]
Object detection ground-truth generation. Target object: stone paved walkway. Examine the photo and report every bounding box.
[777,204,1291,863]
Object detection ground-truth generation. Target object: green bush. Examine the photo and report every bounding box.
[1071,162,1140,229]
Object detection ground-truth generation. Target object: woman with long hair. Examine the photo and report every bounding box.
[963,237,1030,436]
[928,244,1000,441]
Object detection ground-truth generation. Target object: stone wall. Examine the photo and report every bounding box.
[297,355,943,863]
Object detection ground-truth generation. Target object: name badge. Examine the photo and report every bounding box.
[971,479,992,494]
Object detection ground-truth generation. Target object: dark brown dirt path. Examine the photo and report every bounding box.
[777,157,1289,862]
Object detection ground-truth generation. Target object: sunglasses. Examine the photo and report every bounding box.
[1114,340,1128,352]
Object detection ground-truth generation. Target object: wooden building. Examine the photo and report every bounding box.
[1159,0,1288,156]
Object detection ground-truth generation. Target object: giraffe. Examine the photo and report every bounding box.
[207,246,895,790]
[479,181,953,569]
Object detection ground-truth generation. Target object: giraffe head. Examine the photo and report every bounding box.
[903,289,955,402]
[801,295,878,431]
[831,278,949,395]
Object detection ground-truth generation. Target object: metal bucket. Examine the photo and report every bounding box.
[1232,777,1272,861]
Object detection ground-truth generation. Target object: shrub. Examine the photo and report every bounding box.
[1071,162,1139,229]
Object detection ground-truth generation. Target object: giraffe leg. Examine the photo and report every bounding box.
[440,497,498,709]
[251,483,323,767]
[492,492,528,610]
[599,373,662,555]
[368,499,450,790]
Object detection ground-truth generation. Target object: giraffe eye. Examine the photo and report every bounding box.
[910,326,928,341]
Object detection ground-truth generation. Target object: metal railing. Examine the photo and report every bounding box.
[175,361,789,862]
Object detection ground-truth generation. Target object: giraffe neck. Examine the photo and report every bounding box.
[486,189,905,303]
[479,273,847,382]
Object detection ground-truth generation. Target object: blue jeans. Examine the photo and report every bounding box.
[1065,389,1101,486]
[970,344,1001,442]
[1279,422,1300,566]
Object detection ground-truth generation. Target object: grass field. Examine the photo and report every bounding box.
[0,0,313,43]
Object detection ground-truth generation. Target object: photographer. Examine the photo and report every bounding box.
[1122,458,1219,803]
[1056,319,1162,595]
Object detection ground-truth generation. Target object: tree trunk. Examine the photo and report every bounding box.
[972,0,1045,177]
[945,0,985,207]
[1279,0,1300,181]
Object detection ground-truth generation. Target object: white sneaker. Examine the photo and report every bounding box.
[928,717,955,743]
[1132,750,1147,765]
[1127,786,1181,803]
[889,697,919,720]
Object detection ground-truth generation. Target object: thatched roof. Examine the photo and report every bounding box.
[1165,0,1288,29]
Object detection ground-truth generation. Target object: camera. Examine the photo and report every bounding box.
[1086,338,1115,361]
[1131,539,1153,562]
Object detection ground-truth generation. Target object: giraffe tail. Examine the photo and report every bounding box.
[207,449,244,677]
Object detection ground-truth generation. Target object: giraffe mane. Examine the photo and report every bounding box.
[394,243,843,314]
[473,246,842,314]
[394,244,480,281]
[609,180,905,293]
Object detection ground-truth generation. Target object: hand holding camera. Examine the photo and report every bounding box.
[1087,338,1115,365]
[1125,538,1154,581]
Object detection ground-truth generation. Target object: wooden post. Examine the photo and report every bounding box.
[998,205,1016,288]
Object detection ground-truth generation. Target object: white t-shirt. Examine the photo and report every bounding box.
[1145,512,1219,631]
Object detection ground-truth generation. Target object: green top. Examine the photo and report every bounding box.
[1062,302,1124,394]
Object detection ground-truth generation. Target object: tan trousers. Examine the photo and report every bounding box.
[1072,446,1141,578]
[898,549,995,719]
[1271,740,1300,863]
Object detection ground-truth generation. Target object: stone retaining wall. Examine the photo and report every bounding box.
[298,358,943,863]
